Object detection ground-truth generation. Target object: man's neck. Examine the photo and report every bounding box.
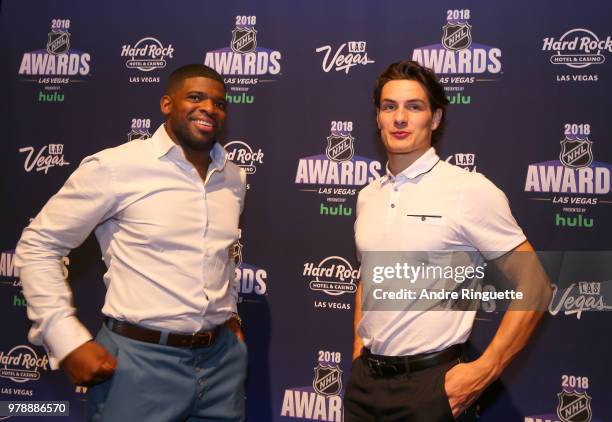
[183,147,212,181]
[387,148,428,176]
[163,124,213,180]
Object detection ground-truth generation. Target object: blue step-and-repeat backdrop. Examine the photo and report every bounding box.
[1,1,611,421]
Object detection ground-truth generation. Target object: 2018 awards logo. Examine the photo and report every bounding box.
[524,374,594,422]
[295,121,382,218]
[204,15,282,105]
[18,18,91,102]
[0,250,19,285]
[0,248,26,309]
[543,28,611,82]
[126,118,153,142]
[232,241,268,304]
[412,9,503,105]
[280,351,344,421]
[524,123,611,229]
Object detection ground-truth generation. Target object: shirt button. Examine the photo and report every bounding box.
[390,204,395,208]
[421,216,426,221]
[393,187,399,192]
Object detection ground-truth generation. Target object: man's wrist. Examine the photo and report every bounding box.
[475,349,504,384]
[44,317,93,370]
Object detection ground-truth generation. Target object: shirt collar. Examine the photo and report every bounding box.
[150,124,228,171]
[380,147,440,186]
[209,142,228,171]
[151,124,176,158]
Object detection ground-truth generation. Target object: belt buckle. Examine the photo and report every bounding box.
[367,357,408,377]
[190,331,212,348]
[366,357,381,376]
[367,357,398,377]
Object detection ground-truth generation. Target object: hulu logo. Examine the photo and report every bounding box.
[320,203,352,217]
[555,213,593,228]
[13,294,26,307]
[38,91,64,102]
[447,93,471,105]
[225,93,254,104]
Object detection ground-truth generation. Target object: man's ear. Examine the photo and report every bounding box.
[160,95,172,117]
[431,108,442,131]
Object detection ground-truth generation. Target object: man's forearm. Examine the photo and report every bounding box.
[476,310,545,384]
[476,241,552,383]
[17,229,93,368]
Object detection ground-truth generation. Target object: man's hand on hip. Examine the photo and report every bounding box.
[444,359,496,418]
[60,341,116,387]
[225,318,245,342]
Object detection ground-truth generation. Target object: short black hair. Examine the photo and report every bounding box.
[165,64,225,95]
[373,61,449,143]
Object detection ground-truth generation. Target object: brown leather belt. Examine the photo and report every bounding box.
[363,344,463,377]
[104,317,218,348]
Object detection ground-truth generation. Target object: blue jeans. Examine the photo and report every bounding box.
[87,324,247,421]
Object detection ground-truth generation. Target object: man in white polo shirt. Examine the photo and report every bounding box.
[344,61,551,421]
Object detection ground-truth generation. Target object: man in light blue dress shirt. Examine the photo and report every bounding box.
[16,64,248,421]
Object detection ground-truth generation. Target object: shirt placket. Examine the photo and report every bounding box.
[186,164,212,320]
[199,165,223,322]
[386,177,403,228]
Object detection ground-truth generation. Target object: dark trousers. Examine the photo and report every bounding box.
[344,354,477,422]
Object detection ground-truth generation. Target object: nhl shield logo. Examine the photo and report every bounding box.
[442,23,472,51]
[312,364,343,396]
[559,137,593,168]
[127,130,152,142]
[46,31,70,55]
[557,390,592,422]
[231,28,257,54]
[325,134,354,162]
[230,240,243,267]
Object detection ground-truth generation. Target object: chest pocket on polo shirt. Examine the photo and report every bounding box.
[405,214,445,224]
[400,213,451,250]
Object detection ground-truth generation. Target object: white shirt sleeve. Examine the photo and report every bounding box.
[15,155,118,368]
[458,175,526,260]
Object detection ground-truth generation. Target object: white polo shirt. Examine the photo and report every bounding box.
[354,147,526,356]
